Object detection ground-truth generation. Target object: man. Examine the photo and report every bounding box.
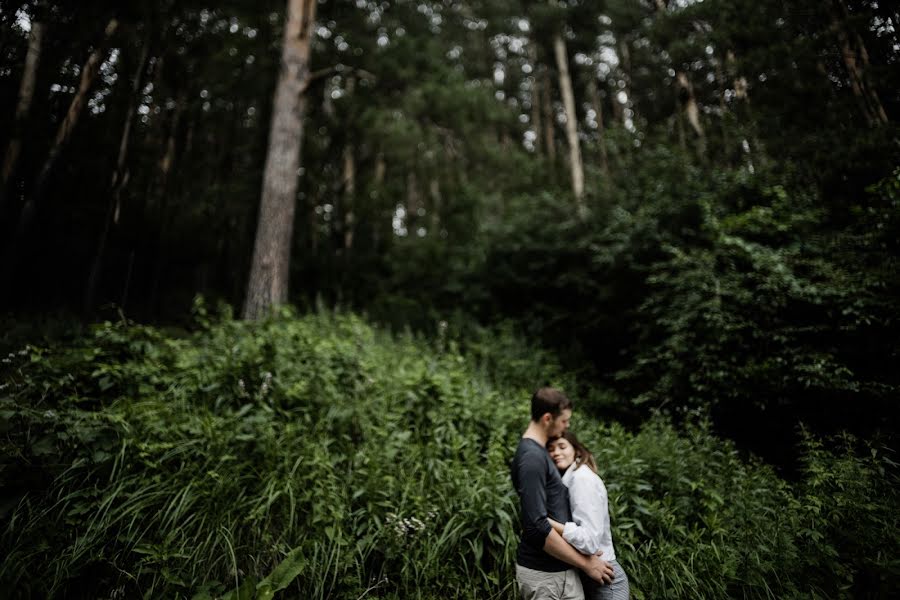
[511,387,614,600]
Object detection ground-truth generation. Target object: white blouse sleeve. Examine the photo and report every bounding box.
[562,470,606,556]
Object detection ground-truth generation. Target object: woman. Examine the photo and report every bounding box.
[547,432,630,600]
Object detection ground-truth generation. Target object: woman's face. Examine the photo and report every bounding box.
[548,437,576,471]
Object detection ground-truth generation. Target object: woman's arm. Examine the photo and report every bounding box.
[562,472,607,556]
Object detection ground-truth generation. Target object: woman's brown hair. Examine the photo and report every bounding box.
[550,431,598,473]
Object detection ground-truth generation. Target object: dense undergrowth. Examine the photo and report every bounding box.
[1,309,898,599]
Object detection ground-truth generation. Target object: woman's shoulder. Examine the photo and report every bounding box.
[571,464,601,483]
[572,465,608,491]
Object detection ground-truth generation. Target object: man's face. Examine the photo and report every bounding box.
[548,408,572,437]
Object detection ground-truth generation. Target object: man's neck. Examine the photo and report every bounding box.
[522,421,548,446]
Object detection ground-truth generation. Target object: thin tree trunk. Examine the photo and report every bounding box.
[1,19,44,211]
[374,151,386,184]
[553,33,585,214]
[33,18,119,205]
[676,71,706,157]
[406,171,420,227]
[617,39,632,126]
[2,18,119,281]
[371,151,385,249]
[148,94,186,315]
[243,0,317,320]
[84,36,151,314]
[341,143,355,250]
[429,178,442,232]
[832,0,888,125]
[540,66,556,165]
[587,79,609,176]
[529,45,542,154]
[342,77,356,252]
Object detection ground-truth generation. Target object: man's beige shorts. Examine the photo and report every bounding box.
[515,564,584,600]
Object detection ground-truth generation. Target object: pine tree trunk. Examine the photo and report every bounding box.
[540,67,556,165]
[243,0,317,320]
[587,79,609,176]
[676,71,706,157]
[1,19,44,211]
[342,77,356,252]
[832,0,888,125]
[33,18,119,205]
[341,143,355,250]
[617,40,633,126]
[528,43,542,155]
[84,37,151,314]
[429,178,442,232]
[406,171,420,228]
[553,33,585,215]
[371,151,385,250]
[2,18,119,281]
[148,94,186,315]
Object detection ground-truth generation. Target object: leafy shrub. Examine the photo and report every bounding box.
[1,311,897,598]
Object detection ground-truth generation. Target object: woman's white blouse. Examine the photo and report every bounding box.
[561,463,616,560]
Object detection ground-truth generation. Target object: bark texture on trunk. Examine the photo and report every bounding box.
[243,0,317,320]
[1,19,44,209]
[553,33,585,215]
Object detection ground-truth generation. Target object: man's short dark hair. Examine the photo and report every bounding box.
[530,387,572,421]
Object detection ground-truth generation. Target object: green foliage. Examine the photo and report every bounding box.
[2,312,897,598]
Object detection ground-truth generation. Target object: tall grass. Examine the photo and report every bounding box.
[1,308,897,598]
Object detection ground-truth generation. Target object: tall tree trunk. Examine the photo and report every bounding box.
[587,79,609,176]
[2,18,119,282]
[341,77,356,252]
[406,171,420,229]
[617,39,633,126]
[1,18,44,211]
[243,0,317,320]
[429,178,442,232]
[148,94,186,315]
[676,71,706,157]
[371,151,386,250]
[84,36,151,314]
[32,18,119,206]
[553,33,585,215]
[341,143,355,250]
[832,0,888,125]
[540,66,556,165]
[529,45,542,154]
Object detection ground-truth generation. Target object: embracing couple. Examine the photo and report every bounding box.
[511,387,630,600]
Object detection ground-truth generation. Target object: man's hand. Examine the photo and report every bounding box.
[582,554,614,585]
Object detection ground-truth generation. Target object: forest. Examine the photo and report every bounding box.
[1,0,898,598]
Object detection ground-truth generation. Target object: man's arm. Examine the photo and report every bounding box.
[543,529,614,584]
[514,449,613,584]
[548,517,565,535]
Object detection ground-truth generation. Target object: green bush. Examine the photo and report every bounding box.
[1,310,897,598]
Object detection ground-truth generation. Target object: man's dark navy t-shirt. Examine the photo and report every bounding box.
[510,437,573,571]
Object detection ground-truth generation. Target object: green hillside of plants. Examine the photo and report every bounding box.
[1,310,897,599]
